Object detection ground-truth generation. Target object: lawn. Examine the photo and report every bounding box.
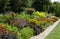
[45,22,60,39]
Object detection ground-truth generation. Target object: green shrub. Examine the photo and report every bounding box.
[55,5,60,17]
[0,23,21,39]
[20,27,34,39]
[4,13,11,20]
[0,23,18,32]
[15,12,30,21]
[31,11,47,20]
[0,14,11,23]
[6,25,18,32]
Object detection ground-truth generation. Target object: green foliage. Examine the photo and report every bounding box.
[6,25,18,32]
[55,4,60,17]
[0,11,58,39]
[20,27,34,39]
[32,0,51,11]
[0,23,18,32]
[0,13,11,23]
[0,0,60,16]
[4,13,11,20]
[0,14,5,22]
[41,21,52,29]
[31,11,47,20]
[0,0,10,12]
[48,2,60,17]
[0,23,21,39]
[15,12,30,21]
[0,0,35,13]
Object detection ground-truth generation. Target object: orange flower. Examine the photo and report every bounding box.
[0,25,4,29]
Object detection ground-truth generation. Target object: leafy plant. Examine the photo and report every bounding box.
[35,11,47,17]
[0,23,18,33]
[15,12,30,21]
[20,27,34,39]
[50,16,58,22]
[29,18,40,25]
[6,25,18,32]
[32,11,47,19]
[13,19,28,29]
[29,24,43,35]
[0,13,11,23]
[0,25,18,39]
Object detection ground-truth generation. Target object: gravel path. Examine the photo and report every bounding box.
[30,19,60,39]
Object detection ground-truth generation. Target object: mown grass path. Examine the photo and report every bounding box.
[45,22,60,39]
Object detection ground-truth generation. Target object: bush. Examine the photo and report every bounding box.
[13,19,28,29]
[55,5,60,17]
[0,13,11,23]
[15,12,30,21]
[20,27,34,39]
[34,11,47,18]
[0,25,18,39]
[29,18,40,25]
[31,11,47,20]
[0,23,18,32]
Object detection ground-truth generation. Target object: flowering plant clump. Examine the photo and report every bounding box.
[50,16,58,22]
[34,11,47,18]
[0,25,18,39]
[29,18,40,25]
[0,11,58,39]
[0,25,4,29]
[20,27,34,39]
[13,19,28,29]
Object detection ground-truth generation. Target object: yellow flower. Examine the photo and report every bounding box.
[30,18,40,25]
[35,11,46,18]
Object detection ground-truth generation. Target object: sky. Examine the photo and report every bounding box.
[51,0,60,2]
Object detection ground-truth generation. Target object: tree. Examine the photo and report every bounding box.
[0,0,10,13]
[32,0,51,11]
[53,2,60,17]
[9,0,34,12]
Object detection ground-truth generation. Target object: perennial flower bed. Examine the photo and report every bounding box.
[0,11,58,39]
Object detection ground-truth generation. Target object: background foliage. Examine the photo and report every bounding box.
[0,0,60,17]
